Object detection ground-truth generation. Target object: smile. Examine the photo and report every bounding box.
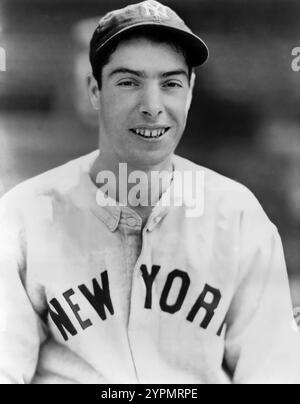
[130,127,170,139]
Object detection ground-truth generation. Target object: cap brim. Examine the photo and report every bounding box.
[94,22,209,67]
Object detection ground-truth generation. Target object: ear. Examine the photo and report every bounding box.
[185,71,196,114]
[87,72,100,110]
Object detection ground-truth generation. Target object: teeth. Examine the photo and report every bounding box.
[132,128,168,138]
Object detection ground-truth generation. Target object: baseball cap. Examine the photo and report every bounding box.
[89,0,209,72]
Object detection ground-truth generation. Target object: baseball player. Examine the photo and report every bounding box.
[0,0,300,384]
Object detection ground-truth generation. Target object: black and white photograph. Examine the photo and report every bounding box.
[0,0,300,385]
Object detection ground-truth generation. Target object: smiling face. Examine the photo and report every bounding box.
[89,37,194,170]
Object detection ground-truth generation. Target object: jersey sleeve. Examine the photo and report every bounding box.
[0,191,43,384]
[224,194,300,384]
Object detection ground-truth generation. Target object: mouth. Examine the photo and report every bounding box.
[130,127,171,139]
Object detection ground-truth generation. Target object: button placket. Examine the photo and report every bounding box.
[117,211,145,382]
[127,224,152,380]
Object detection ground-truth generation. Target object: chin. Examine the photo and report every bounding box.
[137,153,171,169]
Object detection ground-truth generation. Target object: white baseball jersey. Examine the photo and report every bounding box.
[0,150,299,384]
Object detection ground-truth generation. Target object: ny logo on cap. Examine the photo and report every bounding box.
[141,1,169,21]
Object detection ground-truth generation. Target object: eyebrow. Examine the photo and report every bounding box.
[108,68,189,79]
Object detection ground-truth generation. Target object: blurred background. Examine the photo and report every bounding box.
[0,0,300,305]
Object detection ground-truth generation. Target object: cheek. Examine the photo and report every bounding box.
[100,88,132,125]
[168,96,190,127]
[99,92,137,149]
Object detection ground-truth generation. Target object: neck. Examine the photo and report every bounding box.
[90,150,174,219]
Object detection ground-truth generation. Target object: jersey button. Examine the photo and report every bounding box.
[127,218,137,227]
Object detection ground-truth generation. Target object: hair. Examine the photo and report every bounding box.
[90,28,193,89]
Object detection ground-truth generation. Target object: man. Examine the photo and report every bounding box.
[0,0,299,384]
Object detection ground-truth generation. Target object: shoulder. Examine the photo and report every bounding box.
[0,151,98,218]
[173,154,273,225]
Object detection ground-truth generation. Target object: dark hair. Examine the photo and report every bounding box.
[90,28,193,89]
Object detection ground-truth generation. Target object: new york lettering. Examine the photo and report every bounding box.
[48,266,223,341]
[141,265,222,331]
[48,271,114,341]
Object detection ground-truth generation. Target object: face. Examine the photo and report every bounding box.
[89,37,194,170]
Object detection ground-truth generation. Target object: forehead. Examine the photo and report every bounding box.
[103,37,188,74]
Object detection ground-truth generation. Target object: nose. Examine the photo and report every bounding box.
[139,84,163,119]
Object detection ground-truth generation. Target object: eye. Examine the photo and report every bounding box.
[163,80,183,89]
[117,80,139,87]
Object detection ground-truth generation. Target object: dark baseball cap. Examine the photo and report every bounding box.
[89,0,209,72]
